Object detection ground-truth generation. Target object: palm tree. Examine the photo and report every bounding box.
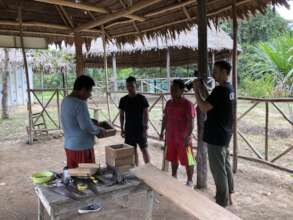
[248,34,293,96]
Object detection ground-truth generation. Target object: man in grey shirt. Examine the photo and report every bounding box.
[61,75,105,213]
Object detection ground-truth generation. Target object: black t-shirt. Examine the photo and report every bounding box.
[119,94,149,138]
[203,82,235,146]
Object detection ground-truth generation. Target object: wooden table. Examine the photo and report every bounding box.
[35,178,154,220]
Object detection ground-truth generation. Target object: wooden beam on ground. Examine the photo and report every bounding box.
[131,164,242,220]
[73,0,161,33]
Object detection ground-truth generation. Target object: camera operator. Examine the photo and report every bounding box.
[193,61,235,207]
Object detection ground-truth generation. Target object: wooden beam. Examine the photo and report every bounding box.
[35,0,145,22]
[131,164,242,220]
[59,5,74,28]
[18,7,33,144]
[232,0,239,173]
[73,0,161,33]
[271,145,293,163]
[144,0,195,18]
[34,0,109,14]
[75,35,84,76]
[196,0,208,189]
[55,5,69,27]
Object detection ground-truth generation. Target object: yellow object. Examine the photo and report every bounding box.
[31,171,54,184]
[187,147,195,166]
[77,183,88,191]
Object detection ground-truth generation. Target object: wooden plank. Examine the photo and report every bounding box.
[74,0,161,32]
[131,164,242,220]
[68,168,97,177]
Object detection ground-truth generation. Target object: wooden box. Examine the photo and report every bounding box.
[105,144,135,172]
[68,168,97,177]
[98,121,116,138]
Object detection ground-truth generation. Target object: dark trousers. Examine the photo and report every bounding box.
[207,144,234,207]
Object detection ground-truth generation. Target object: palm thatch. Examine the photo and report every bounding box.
[0,0,289,47]
[82,25,241,67]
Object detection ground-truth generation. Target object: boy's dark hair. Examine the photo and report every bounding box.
[126,76,136,83]
[172,79,185,90]
[73,75,95,91]
[214,61,232,75]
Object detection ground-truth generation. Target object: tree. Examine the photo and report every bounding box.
[247,34,293,96]
[1,49,10,119]
[220,6,288,44]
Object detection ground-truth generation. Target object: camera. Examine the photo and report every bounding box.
[184,70,200,91]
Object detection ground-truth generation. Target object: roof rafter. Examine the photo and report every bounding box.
[35,0,145,23]
[73,0,161,33]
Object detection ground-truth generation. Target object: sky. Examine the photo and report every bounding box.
[276,1,293,21]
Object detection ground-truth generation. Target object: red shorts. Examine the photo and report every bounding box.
[166,144,194,166]
[65,148,95,168]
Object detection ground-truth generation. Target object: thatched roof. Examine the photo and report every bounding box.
[0,0,289,47]
[83,25,241,67]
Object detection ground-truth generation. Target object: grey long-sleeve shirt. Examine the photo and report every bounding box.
[61,96,100,150]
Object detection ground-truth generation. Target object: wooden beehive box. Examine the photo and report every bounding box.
[98,121,116,138]
[105,144,135,172]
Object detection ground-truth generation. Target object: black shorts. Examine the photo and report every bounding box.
[125,136,148,150]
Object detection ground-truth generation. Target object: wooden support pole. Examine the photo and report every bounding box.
[232,0,239,173]
[196,0,208,189]
[166,48,171,92]
[102,30,111,122]
[74,35,84,76]
[19,7,33,144]
[112,53,118,92]
[265,102,269,161]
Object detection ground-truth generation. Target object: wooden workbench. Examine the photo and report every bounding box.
[35,178,153,220]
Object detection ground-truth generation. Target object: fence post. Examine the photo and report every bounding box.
[265,102,269,161]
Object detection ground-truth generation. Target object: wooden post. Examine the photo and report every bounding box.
[112,53,118,92]
[166,48,171,92]
[232,0,239,173]
[196,0,208,189]
[102,30,111,121]
[265,102,269,161]
[19,7,33,144]
[75,35,84,77]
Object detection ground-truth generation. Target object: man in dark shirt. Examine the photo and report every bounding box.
[119,76,150,165]
[193,61,235,207]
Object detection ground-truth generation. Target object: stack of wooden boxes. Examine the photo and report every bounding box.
[105,144,135,173]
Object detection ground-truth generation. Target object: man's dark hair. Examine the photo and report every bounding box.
[126,76,136,83]
[214,61,232,75]
[172,79,185,90]
[73,75,95,91]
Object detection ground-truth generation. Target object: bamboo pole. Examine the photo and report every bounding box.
[232,0,239,173]
[196,0,208,189]
[19,7,33,144]
[102,29,111,122]
[265,102,269,161]
[166,48,171,92]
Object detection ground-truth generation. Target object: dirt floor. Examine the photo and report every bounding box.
[0,134,292,220]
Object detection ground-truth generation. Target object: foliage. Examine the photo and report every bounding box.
[239,75,274,97]
[246,34,293,96]
[220,7,288,44]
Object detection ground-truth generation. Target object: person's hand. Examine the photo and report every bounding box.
[97,127,106,138]
[121,129,125,138]
[184,136,191,148]
[91,118,99,126]
[192,79,202,91]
